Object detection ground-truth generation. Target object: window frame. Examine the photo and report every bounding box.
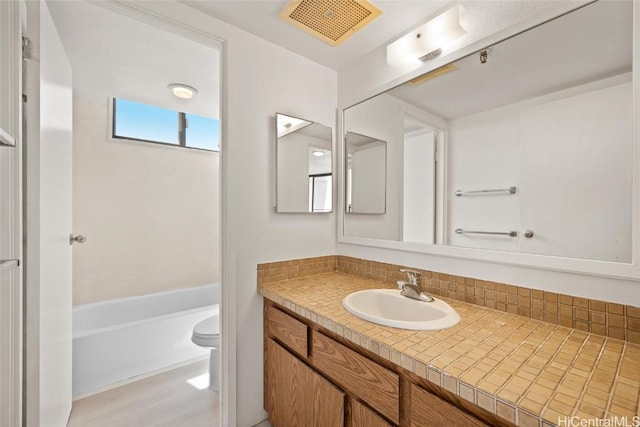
[110,98,219,152]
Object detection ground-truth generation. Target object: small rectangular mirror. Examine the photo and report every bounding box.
[276,113,333,213]
[345,132,386,214]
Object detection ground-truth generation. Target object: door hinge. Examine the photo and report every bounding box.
[22,94,27,103]
[22,35,32,60]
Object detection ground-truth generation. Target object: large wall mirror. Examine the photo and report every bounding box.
[342,1,634,268]
[276,113,333,213]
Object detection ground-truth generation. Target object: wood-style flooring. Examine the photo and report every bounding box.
[67,360,219,427]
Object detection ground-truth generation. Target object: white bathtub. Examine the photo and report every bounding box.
[72,284,219,396]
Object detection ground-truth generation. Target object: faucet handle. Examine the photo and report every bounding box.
[400,269,422,284]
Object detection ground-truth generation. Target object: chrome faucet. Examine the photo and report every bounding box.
[397,269,434,302]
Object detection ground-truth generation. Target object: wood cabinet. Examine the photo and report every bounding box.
[266,338,344,427]
[351,400,393,427]
[266,304,308,358]
[264,301,498,427]
[313,332,399,423]
[410,384,488,427]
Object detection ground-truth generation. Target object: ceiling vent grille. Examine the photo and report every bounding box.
[279,0,382,46]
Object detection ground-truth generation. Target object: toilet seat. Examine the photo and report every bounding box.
[192,315,220,348]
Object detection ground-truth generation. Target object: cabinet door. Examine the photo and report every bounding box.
[411,384,488,427]
[266,339,344,427]
[312,332,400,423]
[351,400,393,427]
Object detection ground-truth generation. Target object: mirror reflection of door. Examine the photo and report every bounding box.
[402,114,437,244]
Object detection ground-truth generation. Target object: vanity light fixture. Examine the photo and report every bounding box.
[387,5,466,68]
[168,83,198,99]
[312,150,325,157]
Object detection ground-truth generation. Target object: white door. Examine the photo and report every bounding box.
[24,2,73,426]
[0,0,23,426]
[403,132,436,244]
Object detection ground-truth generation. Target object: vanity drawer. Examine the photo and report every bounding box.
[265,304,308,358]
[312,332,400,424]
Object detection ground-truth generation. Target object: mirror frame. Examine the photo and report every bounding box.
[337,1,640,281]
[275,112,334,214]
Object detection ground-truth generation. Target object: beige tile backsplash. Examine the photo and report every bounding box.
[257,255,640,344]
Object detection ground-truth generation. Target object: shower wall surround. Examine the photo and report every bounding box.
[258,255,640,344]
[73,99,220,304]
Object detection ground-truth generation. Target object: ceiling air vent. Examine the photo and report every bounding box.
[279,0,382,46]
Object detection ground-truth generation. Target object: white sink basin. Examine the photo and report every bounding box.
[342,289,460,330]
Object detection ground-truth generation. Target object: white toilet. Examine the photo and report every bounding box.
[191,314,220,391]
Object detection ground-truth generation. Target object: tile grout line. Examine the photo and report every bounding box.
[538,329,592,425]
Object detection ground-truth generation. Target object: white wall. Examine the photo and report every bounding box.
[224,38,336,427]
[344,94,402,240]
[518,79,632,262]
[338,2,639,306]
[350,144,386,213]
[276,134,309,212]
[447,76,632,262]
[72,98,220,305]
[447,100,525,253]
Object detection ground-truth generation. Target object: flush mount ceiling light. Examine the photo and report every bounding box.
[168,83,198,99]
[387,5,467,68]
[279,0,382,46]
[276,114,312,138]
[312,150,325,157]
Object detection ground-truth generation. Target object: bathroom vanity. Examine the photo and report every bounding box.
[259,270,640,427]
[264,301,492,427]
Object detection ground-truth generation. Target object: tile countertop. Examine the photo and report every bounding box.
[258,272,640,427]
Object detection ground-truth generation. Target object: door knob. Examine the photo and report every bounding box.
[70,234,87,245]
[523,229,534,238]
